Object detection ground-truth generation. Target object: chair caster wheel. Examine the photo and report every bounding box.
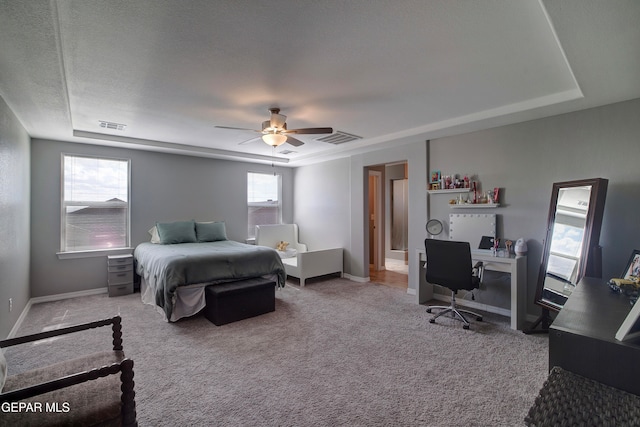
[426,308,432,313]
[463,324,470,330]
[429,319,435,324]
[477,317,483,322]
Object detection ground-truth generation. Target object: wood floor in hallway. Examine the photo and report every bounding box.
[369,265,408,290]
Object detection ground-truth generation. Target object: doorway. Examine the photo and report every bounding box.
[367,162,408,290]
[368,170,383,271]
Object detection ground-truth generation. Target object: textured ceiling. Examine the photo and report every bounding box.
[0,0,639,165]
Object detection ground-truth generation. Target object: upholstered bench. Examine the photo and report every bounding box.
[525,366,640,426]
[204,278,276,326]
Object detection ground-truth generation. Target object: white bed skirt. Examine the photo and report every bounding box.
[140,277,207,322]
[140,274,281,322]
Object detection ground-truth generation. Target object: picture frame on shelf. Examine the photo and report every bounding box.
[614,249,640,341]
[622,249,640,279]
[430,170,441,184]
[615,294,640,341]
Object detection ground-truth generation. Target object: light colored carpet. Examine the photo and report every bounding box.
[6,278,548,426]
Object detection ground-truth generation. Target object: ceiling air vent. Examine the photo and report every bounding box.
[99,120,127,131]
[279,149,296,155]
[315,131,362,145]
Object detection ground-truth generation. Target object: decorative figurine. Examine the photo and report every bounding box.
[505,240,513,255]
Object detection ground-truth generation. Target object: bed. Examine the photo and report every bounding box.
[134,220,286,322]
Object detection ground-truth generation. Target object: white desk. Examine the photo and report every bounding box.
[417,249,527,330]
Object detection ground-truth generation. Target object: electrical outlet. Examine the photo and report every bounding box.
[9,298,12,312]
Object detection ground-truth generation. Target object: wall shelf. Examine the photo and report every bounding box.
[427,188,470,194]
[450,203,500,209]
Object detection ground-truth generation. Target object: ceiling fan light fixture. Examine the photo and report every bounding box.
[262,133,287,146]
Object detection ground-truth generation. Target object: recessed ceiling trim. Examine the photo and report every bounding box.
[291,87,584,166]
[363,88,585,148]
[538,0,582,97]
[51,0,74,133]
[72,130,290,164]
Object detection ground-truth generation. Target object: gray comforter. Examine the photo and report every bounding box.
[134,240,286,320]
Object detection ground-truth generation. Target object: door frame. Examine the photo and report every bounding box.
[368,170,383,271]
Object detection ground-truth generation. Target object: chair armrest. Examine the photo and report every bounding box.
[294,242,308,252]
[0,358,137,426]
[0,316,123,351]
[0,358,133,402]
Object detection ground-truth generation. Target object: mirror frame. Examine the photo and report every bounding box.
[534,177,608,312]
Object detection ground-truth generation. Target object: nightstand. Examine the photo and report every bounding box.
[107,254,134,297]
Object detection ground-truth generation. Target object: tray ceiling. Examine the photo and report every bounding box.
[0,0,638,165]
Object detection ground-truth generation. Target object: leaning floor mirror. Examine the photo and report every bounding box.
[525,178,608,334]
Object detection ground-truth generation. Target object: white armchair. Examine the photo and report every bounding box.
[255,224,343,287]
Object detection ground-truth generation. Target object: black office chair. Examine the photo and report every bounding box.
[424,239,484,329]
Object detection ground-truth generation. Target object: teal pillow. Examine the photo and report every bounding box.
[196,221,227,242]
[156,220,197,244]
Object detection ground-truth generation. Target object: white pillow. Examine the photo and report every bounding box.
[148,226,160,244]
[0,349,7,392]
[277,248,297,259]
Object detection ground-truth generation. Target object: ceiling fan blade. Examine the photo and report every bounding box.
[238,136,262,145]
[285,136,305,147]
[286,127,333,135]
[215,125,260,132]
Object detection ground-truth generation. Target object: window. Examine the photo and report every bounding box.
[61,154,130,252]
[247,172,281,238]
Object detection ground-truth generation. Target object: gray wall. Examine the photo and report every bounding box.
[293,97,640,320]
[293,158,352,272]
[30,139,294,298]
[15,96,640,327]
[0,95,30,338]
[429,97,640,315]
[293,140,428,290]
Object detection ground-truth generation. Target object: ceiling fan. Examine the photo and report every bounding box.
[215,108,333,147]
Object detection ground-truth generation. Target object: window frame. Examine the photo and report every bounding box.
[247,171,282,239]
[58,153,132,258]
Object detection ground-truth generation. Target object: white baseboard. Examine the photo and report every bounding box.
[7,300,33,339]
[344,274,369,283]
[29,287,107,305]
[406,288,417,296]
[7,288,108,339]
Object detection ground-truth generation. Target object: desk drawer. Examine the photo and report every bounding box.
[108,256,132,265]
[108,263,133,273]
[108,254,133,267]
[108,270,133,285]
[108,282,133,297]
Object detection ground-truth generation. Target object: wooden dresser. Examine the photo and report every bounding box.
[549,276,640,395]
